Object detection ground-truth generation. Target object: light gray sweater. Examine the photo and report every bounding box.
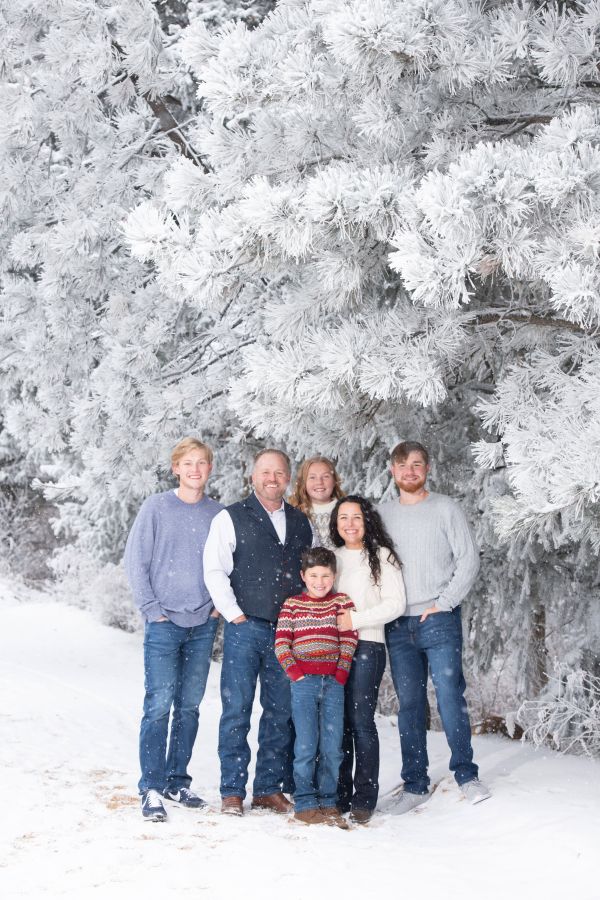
[378,492,479,617]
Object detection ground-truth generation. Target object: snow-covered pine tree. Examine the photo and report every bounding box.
[124,0,600,712]
[0,0,273,571]
[2,0,599,724]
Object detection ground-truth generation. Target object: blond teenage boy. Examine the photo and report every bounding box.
[124,438,223,821]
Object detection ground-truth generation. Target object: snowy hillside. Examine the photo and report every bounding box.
[1,592,598,900]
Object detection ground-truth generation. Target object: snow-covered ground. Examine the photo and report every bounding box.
[1,588,598,900]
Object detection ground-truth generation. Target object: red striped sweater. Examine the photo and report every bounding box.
[275,592,358,684]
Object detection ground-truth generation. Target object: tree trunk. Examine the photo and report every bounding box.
[528,568,549,697]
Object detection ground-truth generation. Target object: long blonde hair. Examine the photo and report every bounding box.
[289,456,345,519]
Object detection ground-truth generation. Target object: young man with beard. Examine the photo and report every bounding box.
[379,441,491,813]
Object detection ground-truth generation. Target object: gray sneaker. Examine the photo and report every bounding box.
[460,779,491,804]
[390,790,430,815]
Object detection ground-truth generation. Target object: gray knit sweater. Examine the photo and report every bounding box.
[124,490,223,626]
[378,492,479,617]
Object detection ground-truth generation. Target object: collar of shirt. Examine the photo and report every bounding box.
[255,495,285,516]
[254,495,286,543]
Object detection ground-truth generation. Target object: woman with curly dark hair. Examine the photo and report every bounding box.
[330,495,406,823]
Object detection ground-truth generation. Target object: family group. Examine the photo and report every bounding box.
[124,438,491,828]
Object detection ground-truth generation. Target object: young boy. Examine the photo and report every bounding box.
[275,547,358,828]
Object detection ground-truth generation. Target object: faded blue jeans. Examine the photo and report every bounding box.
[291,675,345,812]
[219,617,294,800]
[385,607,478,794]
[139,616,218,794]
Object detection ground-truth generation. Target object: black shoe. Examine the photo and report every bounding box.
[141,789,167,821]
[163,787,207,809]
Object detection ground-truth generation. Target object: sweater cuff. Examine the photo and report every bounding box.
[142,602,165,622]
[435,596,454,612]
[287,663,305,682]
[334,669,349,686]
[350,609,367,630]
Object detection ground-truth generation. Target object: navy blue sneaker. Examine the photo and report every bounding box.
[141,789,167,822]
[163,787,207,809]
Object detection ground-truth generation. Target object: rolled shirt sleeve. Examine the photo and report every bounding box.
[202,509,245,622]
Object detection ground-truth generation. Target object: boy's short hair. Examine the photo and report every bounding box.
[390,440,429,466]
[171,437,214,466]
[301,546,337,573]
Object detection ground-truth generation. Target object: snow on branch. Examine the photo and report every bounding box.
[517,667,600,757]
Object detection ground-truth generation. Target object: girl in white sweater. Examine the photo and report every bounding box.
[331,495,406,823]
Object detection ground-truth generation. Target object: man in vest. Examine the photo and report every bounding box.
[203,449,313,816]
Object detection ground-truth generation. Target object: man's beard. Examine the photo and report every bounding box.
[397,477,427,494]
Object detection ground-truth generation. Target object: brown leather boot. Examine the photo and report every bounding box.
[294,808,328,825]
[320,806,350,829]
[349,808,372,825]
[221,796,243,816]
[250,792,293,814]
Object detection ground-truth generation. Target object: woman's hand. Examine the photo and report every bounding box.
[337,610,354,631]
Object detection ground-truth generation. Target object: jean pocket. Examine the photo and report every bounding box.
[420,610,452,625]
[418,611,460,644]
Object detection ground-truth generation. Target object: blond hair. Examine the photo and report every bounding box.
[288,456,344,519]
[171,437,214,467]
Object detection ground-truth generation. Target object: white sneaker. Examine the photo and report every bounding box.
[460,779,491,804]
[390,790,431,815]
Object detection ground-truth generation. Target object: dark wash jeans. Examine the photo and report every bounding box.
[291,675,345,812]
[338,640,386,812]
[139,616,218,794]
[385,606,478,794]
[219,617,294,799]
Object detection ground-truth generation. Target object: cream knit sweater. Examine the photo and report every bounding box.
[334,546,406,643]
[309,498,338,550]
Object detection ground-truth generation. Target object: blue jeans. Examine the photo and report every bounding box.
[338,641,386,812]
[139,616,218,794]
[385,607,478,794]
[291,675,345,812]
[219,617,294,799]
